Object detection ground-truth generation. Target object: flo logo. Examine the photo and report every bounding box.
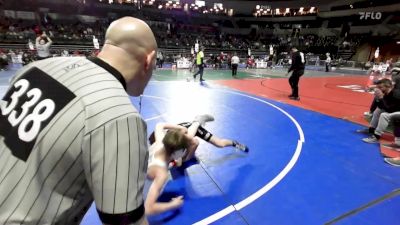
[359,12,382,20]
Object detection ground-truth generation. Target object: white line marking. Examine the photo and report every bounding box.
[140,95,170,122]
[144,112,167,122]
[193,206,236,225]
[235,140,303,210]
[193,90,305,225]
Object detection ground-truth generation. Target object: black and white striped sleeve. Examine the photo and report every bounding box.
[82,114,149,225]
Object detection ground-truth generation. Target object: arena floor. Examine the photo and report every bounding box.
[1,66,399,225]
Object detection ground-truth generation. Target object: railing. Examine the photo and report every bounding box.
[0,42,268,57]
[0,42,363,69]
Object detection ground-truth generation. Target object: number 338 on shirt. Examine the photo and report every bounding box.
[0,67,75,161]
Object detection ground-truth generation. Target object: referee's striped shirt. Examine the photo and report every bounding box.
[0,57,148,224]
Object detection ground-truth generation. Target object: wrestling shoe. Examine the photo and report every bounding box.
[233,141,249,153]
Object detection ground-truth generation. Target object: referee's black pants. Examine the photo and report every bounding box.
[193,65,204,80]
[232,64,238,76]
[289,70,304,97]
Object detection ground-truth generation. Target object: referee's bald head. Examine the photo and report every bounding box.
[98,17,158,96]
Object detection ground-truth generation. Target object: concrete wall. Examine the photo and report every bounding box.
[354,41,400,62]
[353,43,372,62]
[380,42,400,61]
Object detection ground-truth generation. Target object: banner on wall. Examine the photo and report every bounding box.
[3,10,16,18]
[16,11,35,20]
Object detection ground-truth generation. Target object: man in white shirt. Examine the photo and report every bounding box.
[35,32,53,60]
[325,52,331,72]
[231,53,240,77]
[61,50,69,57]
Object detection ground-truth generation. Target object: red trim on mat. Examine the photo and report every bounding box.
[215,76,372,125]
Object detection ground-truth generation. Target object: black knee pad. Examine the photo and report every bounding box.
[393,118,400,137]
[394,127,400,138]
[393,118,400,127]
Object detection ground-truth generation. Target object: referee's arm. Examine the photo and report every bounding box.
[82,114,149,225]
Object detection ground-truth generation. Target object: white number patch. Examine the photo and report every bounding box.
[8,88,42,126]
[18,99,55,142]
[1,79,30,116]
[1,79,55,142]
[0,66,75,161]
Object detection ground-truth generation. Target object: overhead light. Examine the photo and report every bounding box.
[397,41,400,44]
[350,4,353,8]
[310,7,315,13]
[158,4,162,9]
[256,5,260,10]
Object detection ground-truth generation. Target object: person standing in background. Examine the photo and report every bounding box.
[193,46,205,82]
[325,52,331,72]
[156,51,164,68]
[231,52,240,77]
[35,32,53,60]
[159,51,164,68]
[286,47,305,100]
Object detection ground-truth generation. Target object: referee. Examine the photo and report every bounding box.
[0,17,156,225]
[286,47,305,100]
